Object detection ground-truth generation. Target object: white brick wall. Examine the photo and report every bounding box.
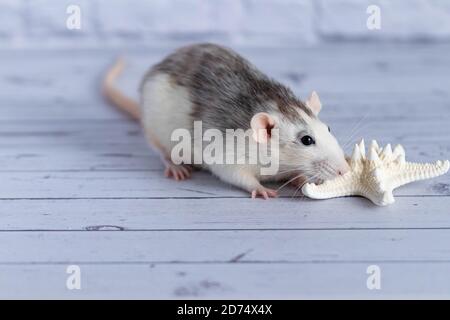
[1,0,450,48]
[238,0,315,44]
[98,0,213,35]
[317,0,450,40]
[27,0,95,37]
[0,0,24,39]
[95,0,315,46]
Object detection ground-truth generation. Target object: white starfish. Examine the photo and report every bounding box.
[302,139,450,206]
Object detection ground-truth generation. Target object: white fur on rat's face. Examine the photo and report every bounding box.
[277,111,350,182]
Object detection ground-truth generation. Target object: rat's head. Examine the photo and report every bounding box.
[251,91,350,182]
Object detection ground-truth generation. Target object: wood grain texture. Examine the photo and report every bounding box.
[0,197,449,231]
[1,263,450,299]
[0,170,447,199]
[1,229,450,263]
[0,44,449,298]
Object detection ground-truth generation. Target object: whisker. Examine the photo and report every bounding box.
[341,109,372,151]
[293,178,317,199]
[342,125,367,151]
[292,173,320,199]
[277,173,303,192]
[275,167,303,175]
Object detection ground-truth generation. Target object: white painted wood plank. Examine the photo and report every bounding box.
[0,118,449,148]
[1,45,450,121]
[1,197,450,231]
[0,169,447,199]
[0,139,447,172]
[1,262,449,299]
[2,94,449,121]
[1,229,450,263]
[0,143,160,171]
[1,45,449,96]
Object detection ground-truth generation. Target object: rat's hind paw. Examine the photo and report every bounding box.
[251,187,278,200]
[164,163,192,181]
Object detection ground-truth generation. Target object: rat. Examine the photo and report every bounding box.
[103,43,350,199]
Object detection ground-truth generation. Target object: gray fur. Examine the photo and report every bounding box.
[141,43,313,133]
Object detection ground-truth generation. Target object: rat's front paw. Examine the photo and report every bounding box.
[250,187,278,200]
[164,163,192,181]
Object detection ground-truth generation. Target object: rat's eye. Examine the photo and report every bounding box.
[328,126,331,132]
[300,135,315,146]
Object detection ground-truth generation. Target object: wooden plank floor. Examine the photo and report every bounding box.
[0,44,450,299]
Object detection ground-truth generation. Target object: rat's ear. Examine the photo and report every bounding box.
[306,91,322,116]
[250,112,275,143]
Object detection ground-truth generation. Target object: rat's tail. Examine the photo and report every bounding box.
[102,57,141,120]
